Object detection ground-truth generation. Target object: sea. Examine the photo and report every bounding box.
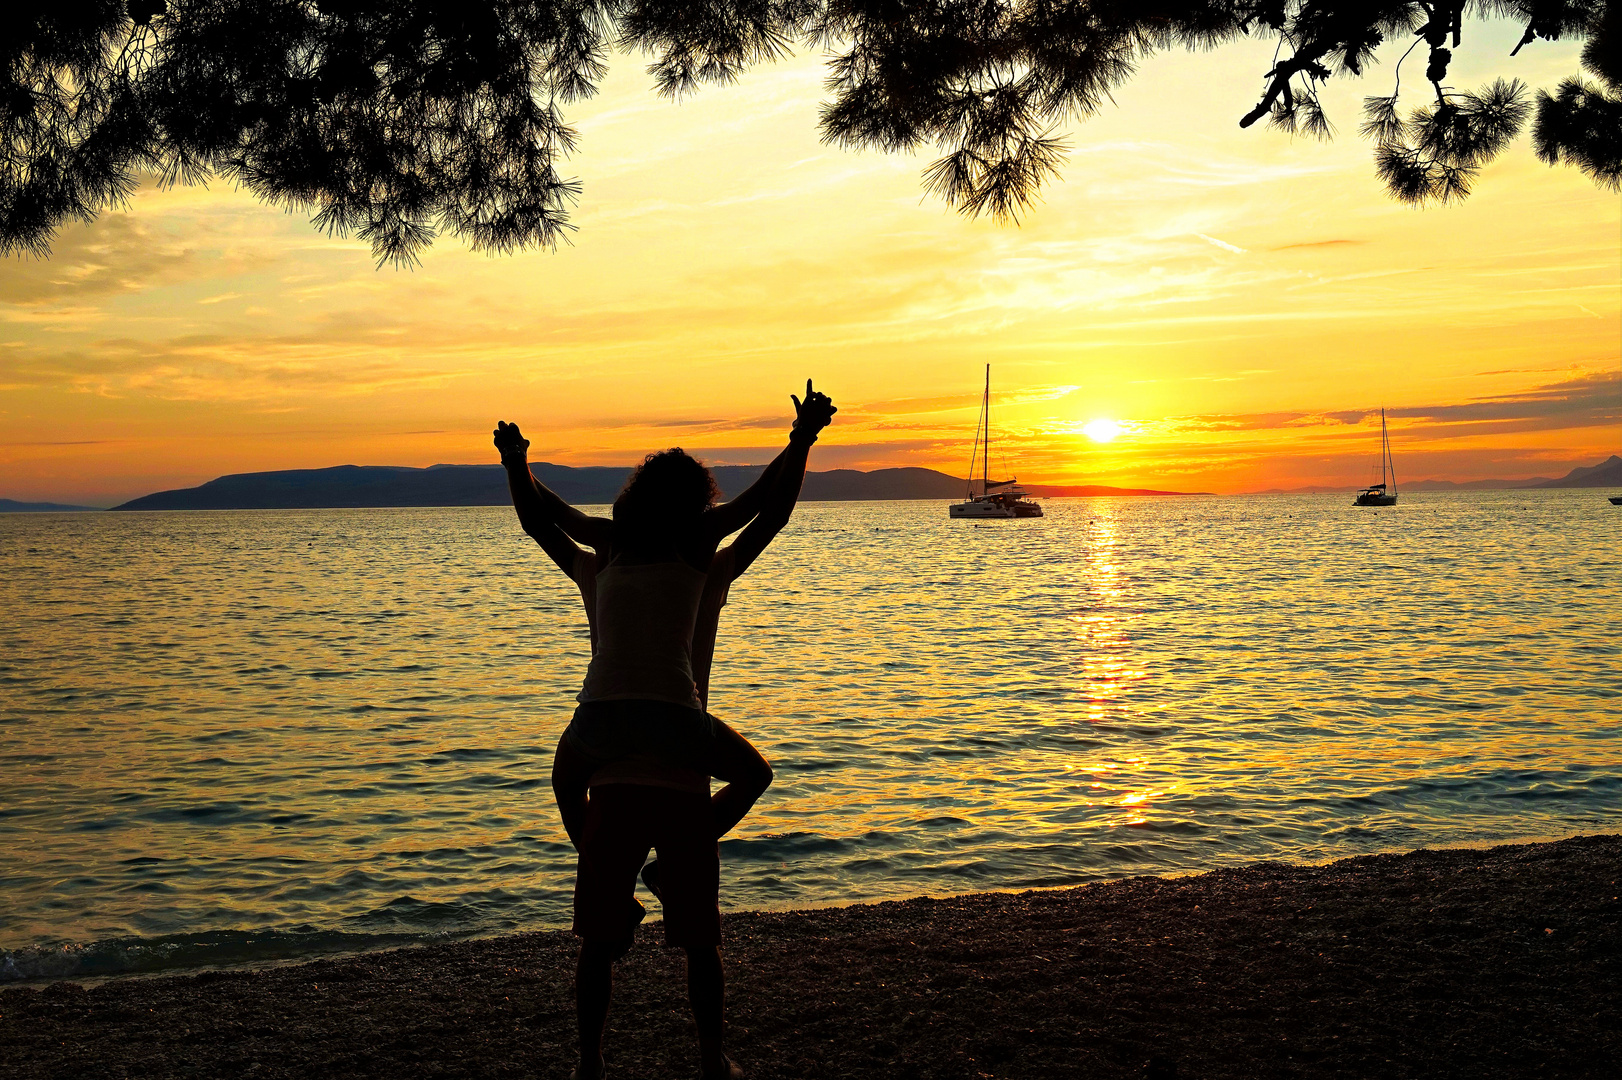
[2,492,1617,982]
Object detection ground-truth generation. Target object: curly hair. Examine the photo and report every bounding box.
[612,449,719,547]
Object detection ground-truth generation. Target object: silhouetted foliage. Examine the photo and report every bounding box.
[4,1,1618,264]
[1529,1,1622,186]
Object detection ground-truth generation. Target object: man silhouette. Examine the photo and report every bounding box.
[569,755,736,1080]
[497,383,836,1079]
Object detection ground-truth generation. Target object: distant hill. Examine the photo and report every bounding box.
[1529,455,1622,489]
[1249,480,1545,493]
[1247,455,1620,495]
[0,498,99,512]
[1024,483,1211,497]
[1400,477,1555,491]
[1246,486,1347,495]
[115,463,627,511]
[110,463,1207,511]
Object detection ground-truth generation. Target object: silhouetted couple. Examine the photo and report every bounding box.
[495,381,836,1080]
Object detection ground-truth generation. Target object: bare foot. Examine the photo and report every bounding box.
[569,1054,606,1080]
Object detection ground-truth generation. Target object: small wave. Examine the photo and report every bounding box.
[5,497,1618,983]
[0,928,447,984]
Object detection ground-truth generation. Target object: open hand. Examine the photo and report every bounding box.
[790,379,837,440]
[493,420,530,461]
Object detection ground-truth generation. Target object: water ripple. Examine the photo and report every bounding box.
[0,493,1617,979]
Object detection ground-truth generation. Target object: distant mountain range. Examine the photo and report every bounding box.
[1249,455,1622,494]
[0,498,99,513]
[1539,455,1622,488]
[18,455,1615,511]
[109,463,1209,511]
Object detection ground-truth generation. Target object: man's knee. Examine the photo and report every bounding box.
[580,939,621,964]
[683,944,723,976]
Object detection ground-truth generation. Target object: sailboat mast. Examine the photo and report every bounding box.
[965,372,983,499]
[1384,409,1396,491]
[983,364,991,495]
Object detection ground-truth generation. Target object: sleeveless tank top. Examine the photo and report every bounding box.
[578,561,707,708]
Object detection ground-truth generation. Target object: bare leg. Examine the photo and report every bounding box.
[646,722,773,901]
[703,719,773,840]
[686,945,741,1078]
[575,941,617,1079]
[559,736,650,956]
[552,733,594,849]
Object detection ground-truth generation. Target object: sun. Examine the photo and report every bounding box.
[1082,418,1124,443]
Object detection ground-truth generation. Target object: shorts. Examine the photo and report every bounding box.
[572,783,721,949]
[564,699,719,773]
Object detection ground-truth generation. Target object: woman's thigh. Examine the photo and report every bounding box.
[700,717,772,788]
[552,729,601,793]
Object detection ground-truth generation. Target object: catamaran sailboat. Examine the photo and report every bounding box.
[948,365,1042,519]
[1354,409,1398,507]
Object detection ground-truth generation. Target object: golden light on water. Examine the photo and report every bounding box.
[1069,512,1149,731]
[1081,419,1125,444]
[5,496,1619,949]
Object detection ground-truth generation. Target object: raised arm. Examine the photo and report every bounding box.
[503,463,589,577]
[495,421,613,554]
[699,379,837,543]
[727,382,836,576]
[700,443,792,541]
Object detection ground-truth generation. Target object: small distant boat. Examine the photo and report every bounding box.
[949,365,1042,519]
[1609,495,1622,506]
[1354,409,1398,507]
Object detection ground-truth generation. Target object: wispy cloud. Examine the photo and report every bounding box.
[1196,233,1247,254]
[2,33,1615,502]
[0,216,198,305]
[1116,372,1620,445]
[1272,239,1365,250]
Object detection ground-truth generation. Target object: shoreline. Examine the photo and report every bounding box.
[2,830,1584,988]
[3,833,1617,1078]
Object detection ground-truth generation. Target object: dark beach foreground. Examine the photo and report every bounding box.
[4,835,1617,1080]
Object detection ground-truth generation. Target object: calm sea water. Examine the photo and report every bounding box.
[2,493,1617,980]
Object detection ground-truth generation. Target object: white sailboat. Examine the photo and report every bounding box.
[1354,409,1398,507]
[948,365,1042,519]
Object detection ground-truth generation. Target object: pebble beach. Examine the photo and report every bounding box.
[4,834,1617,1079]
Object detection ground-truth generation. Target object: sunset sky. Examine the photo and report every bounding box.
[2,17,1617,505]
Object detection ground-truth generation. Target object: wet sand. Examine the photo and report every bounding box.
[3,834,1617,1079]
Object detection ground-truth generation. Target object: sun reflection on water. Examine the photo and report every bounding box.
[1069,512,1149,724]
[1,495,1617,958]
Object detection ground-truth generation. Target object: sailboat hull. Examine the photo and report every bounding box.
[949,499,1015,518]
[1354,492,1397,506]
[949,495,1043,517]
